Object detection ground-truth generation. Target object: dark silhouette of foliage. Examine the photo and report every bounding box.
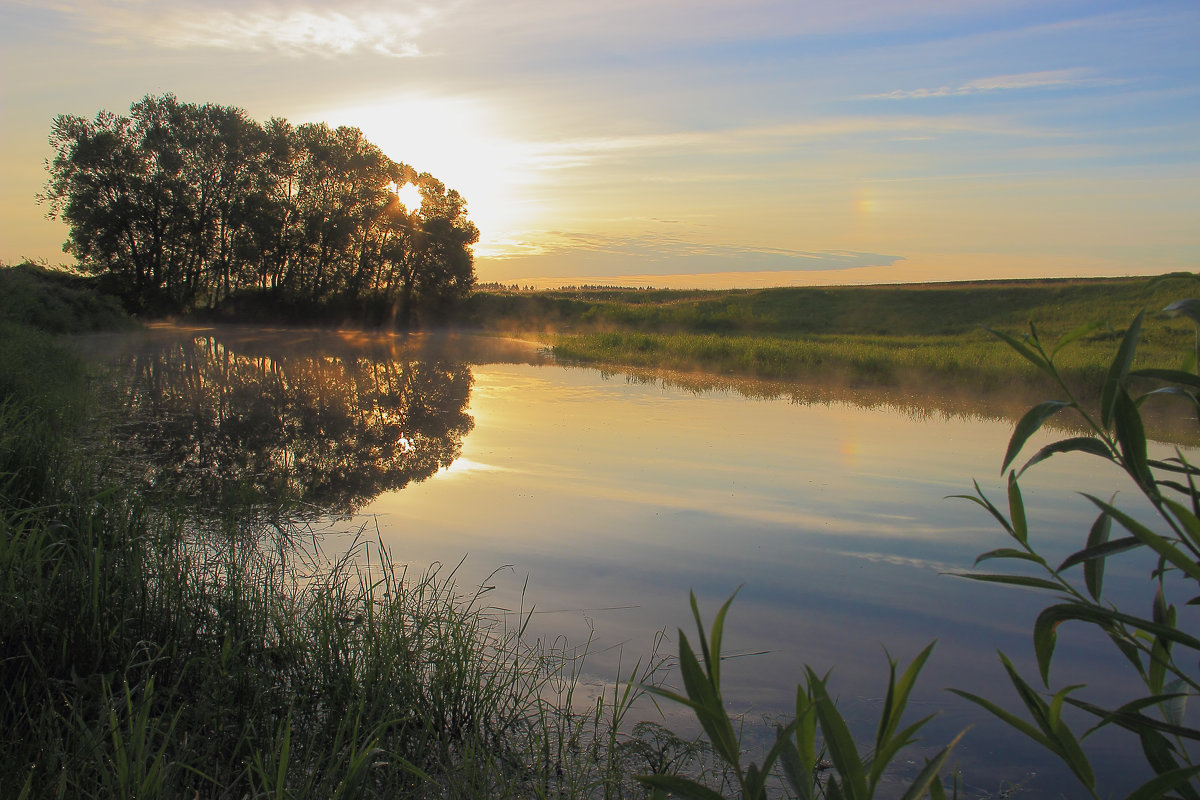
[41,94,478,324]
[89,328,474,515]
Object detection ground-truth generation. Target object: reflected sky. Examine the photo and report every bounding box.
[361,360,1191,796]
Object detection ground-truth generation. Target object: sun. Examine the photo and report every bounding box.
[386,180,423,211]
[320,93,547,257]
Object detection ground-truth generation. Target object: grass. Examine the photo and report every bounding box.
[0,319,699,798]
[0,261,132,334]
[464,275,1200,389]
[550,328,1180,401]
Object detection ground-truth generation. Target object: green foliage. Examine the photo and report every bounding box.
[42,94,477,324]
[0,261,131,333]
[953,300,1200,797]
[473,276,1196,340]
[639,591,962,799]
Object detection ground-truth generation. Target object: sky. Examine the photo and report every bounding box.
[2,0,1198,289]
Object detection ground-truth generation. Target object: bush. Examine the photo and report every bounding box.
[0,261,131,333]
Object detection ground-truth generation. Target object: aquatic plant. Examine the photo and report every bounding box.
[950,303,1200,796]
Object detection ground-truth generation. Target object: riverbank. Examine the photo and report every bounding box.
[464,275,1200,389]
[0,315,671,796]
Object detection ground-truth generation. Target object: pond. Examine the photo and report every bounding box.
[77,323,1199,797]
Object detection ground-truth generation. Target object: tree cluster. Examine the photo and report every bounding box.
[42,94,478,324]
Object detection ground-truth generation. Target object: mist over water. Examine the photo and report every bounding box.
[78,324,1196,796]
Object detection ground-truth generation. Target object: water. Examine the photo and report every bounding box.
[78,323,1200,797]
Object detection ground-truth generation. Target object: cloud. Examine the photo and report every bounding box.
[32,1,436,58]
[484,230,904,277]
[516,113,1054,175]
[866,68,1114,100]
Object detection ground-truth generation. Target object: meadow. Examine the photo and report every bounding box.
[465,276,1200,392]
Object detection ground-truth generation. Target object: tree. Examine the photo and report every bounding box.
[42,94,477,324]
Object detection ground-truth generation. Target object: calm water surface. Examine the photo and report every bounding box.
[80,324,1199,798]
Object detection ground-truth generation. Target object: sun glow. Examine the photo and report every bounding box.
[436,458,500,479]
[386,180,423,211]
[320,94,553,257]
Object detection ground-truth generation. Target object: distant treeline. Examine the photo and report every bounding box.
[42,94,478,325]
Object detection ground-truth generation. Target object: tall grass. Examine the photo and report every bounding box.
[478,276,1200,390]
[0,324,686,798]
[550,329,1164,396]
[468,275,1199,340]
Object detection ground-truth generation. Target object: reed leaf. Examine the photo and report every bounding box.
[806,667,869,800]
[974,547,1046,566]
[1101,310,1143,429]
[1127,766,1200,800]
[898,728,968,800]
[1083,494,1200,582]
[1016,436,1113,477]
[636,774,728,800]
[955,573,1063,592]
[1002,401,1071,474]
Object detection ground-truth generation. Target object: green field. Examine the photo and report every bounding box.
[465,276,1200,390]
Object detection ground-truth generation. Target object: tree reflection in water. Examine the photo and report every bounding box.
[93,328,475,516]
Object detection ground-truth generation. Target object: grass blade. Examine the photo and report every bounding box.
[1113,386,1153,489]
[1057,536,1140,580]
[1007,473,1028,545]
[1051,321,1104,358]
[947,688,1052,750]
[637,774,729,800]
[954,573,1063,592]
[898,728,968,800]
[1126,766,1200,800]
[974,548,1046,566]
[1130,367,1200,391]
[808,668,869,799]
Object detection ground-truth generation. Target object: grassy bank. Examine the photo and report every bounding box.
[0,261,132,334]
[0,312,681,797]
[464,276,1200,387]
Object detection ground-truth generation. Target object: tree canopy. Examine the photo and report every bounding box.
[42,94,478,325]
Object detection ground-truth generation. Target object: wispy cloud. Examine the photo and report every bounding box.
[866,68,1114,100]
[486,229,903,275]
[520,113,1056,172]
[32,1,436,58]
